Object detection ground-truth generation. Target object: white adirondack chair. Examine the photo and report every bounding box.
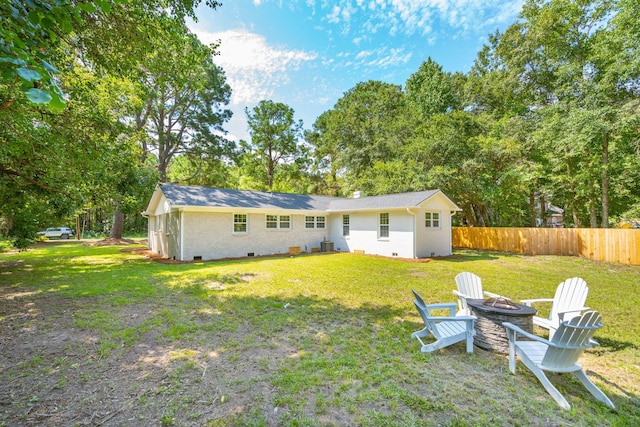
[453,272,502,315]
[411,289,476,353]
[521,277,589,339]
[504,311,615,410]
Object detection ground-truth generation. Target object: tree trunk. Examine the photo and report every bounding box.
[110,211,124,239]
[589,181,598,228]
[529,191,536,227]
[539,193,547,228]
[601,132,609,228]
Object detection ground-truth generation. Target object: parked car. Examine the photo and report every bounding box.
[37,227,75,239]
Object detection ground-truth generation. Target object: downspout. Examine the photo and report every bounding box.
[406,208,416,258]
[449,211,456,256]
[179,208,184,261]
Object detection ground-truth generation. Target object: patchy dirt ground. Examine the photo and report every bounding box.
[0,239,291,426]
[0,284,291,426]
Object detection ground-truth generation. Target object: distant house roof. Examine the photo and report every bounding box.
[150,184,460,213]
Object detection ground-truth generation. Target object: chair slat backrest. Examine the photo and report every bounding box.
[455,272,483,299]
[541,311,602,370]
[412,289,427,308]
[550,277,589,325]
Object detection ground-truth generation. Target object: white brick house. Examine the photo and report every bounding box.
[143,184,461,261]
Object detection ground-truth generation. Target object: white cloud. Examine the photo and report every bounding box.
[191,29,317,140]
[364,47,413,68]
[193,29,317,106]
[355,50,373,60]
[327,5,341,23]
[317,0,522,39]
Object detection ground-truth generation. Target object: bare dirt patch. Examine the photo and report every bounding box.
[84,238,147,247]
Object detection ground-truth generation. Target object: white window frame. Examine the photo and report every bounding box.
[305,215,326,230]
[379,212,389,239]
[425,211,441,229]
[233,214,248,234]
[305,216,315,229]
[266,214,291,230]
[342,214,350,237]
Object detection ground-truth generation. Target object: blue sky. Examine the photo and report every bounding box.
[188,0,524,142]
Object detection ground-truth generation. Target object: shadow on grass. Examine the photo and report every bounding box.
[592,336,639,353]
[439,249,501,262]
[1,279,638,426]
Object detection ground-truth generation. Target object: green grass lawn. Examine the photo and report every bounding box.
[1,242,638,426]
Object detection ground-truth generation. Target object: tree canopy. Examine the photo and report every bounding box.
[2,0,639,245]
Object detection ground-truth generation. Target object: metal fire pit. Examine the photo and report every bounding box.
[467,298,537,354]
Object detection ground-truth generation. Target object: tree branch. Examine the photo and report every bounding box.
[0,164,74,199]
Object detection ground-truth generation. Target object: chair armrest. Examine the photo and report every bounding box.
[425,302,458,310]
[432,315,477,322]
[503,322,552,346]
[520,298,553,306]
[483,291,507,299]
[452,290,470,299]
[557,306,590,315]
[425,302,458,317]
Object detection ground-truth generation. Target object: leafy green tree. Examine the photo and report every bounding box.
[0,0,224,242]
[405,57,461,117]
[244,100,304,190]
[0,0,220,109]
[136,33,232,182]
[304,110,344,195]
[319,81,410,191]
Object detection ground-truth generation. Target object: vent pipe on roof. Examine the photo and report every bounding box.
[353,191,364,199]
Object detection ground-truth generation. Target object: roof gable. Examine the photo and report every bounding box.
[328,190,460,211]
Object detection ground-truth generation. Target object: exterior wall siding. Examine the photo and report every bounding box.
[414,208,453,257]
[179,211,329,261]
[166,212,180,260]
[329,211,415,258]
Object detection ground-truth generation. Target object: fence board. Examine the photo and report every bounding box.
[452,227,640,266]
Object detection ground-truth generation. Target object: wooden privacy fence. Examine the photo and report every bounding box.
[452,227,640,266]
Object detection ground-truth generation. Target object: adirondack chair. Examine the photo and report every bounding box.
[521,277,589,339]
[411,289,477,353]
[453,272,502,315]
[504,311,615,410]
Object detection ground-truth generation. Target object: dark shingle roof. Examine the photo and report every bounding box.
[159,184,453,212]
[327,190,440,211]
[160,184,335,211]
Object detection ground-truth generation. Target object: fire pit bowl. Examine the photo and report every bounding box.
[467,298,537,354]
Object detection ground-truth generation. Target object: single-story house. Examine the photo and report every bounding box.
[143,183,462,261]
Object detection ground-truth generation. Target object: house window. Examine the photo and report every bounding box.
[305,216,326,229]
[266,215,278,229]
[425,212,440,229]
[266,214,291,230]
[233,214,248,233]
[343,215,350,236]
[379,213,389,238]
[305,216,315,229]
